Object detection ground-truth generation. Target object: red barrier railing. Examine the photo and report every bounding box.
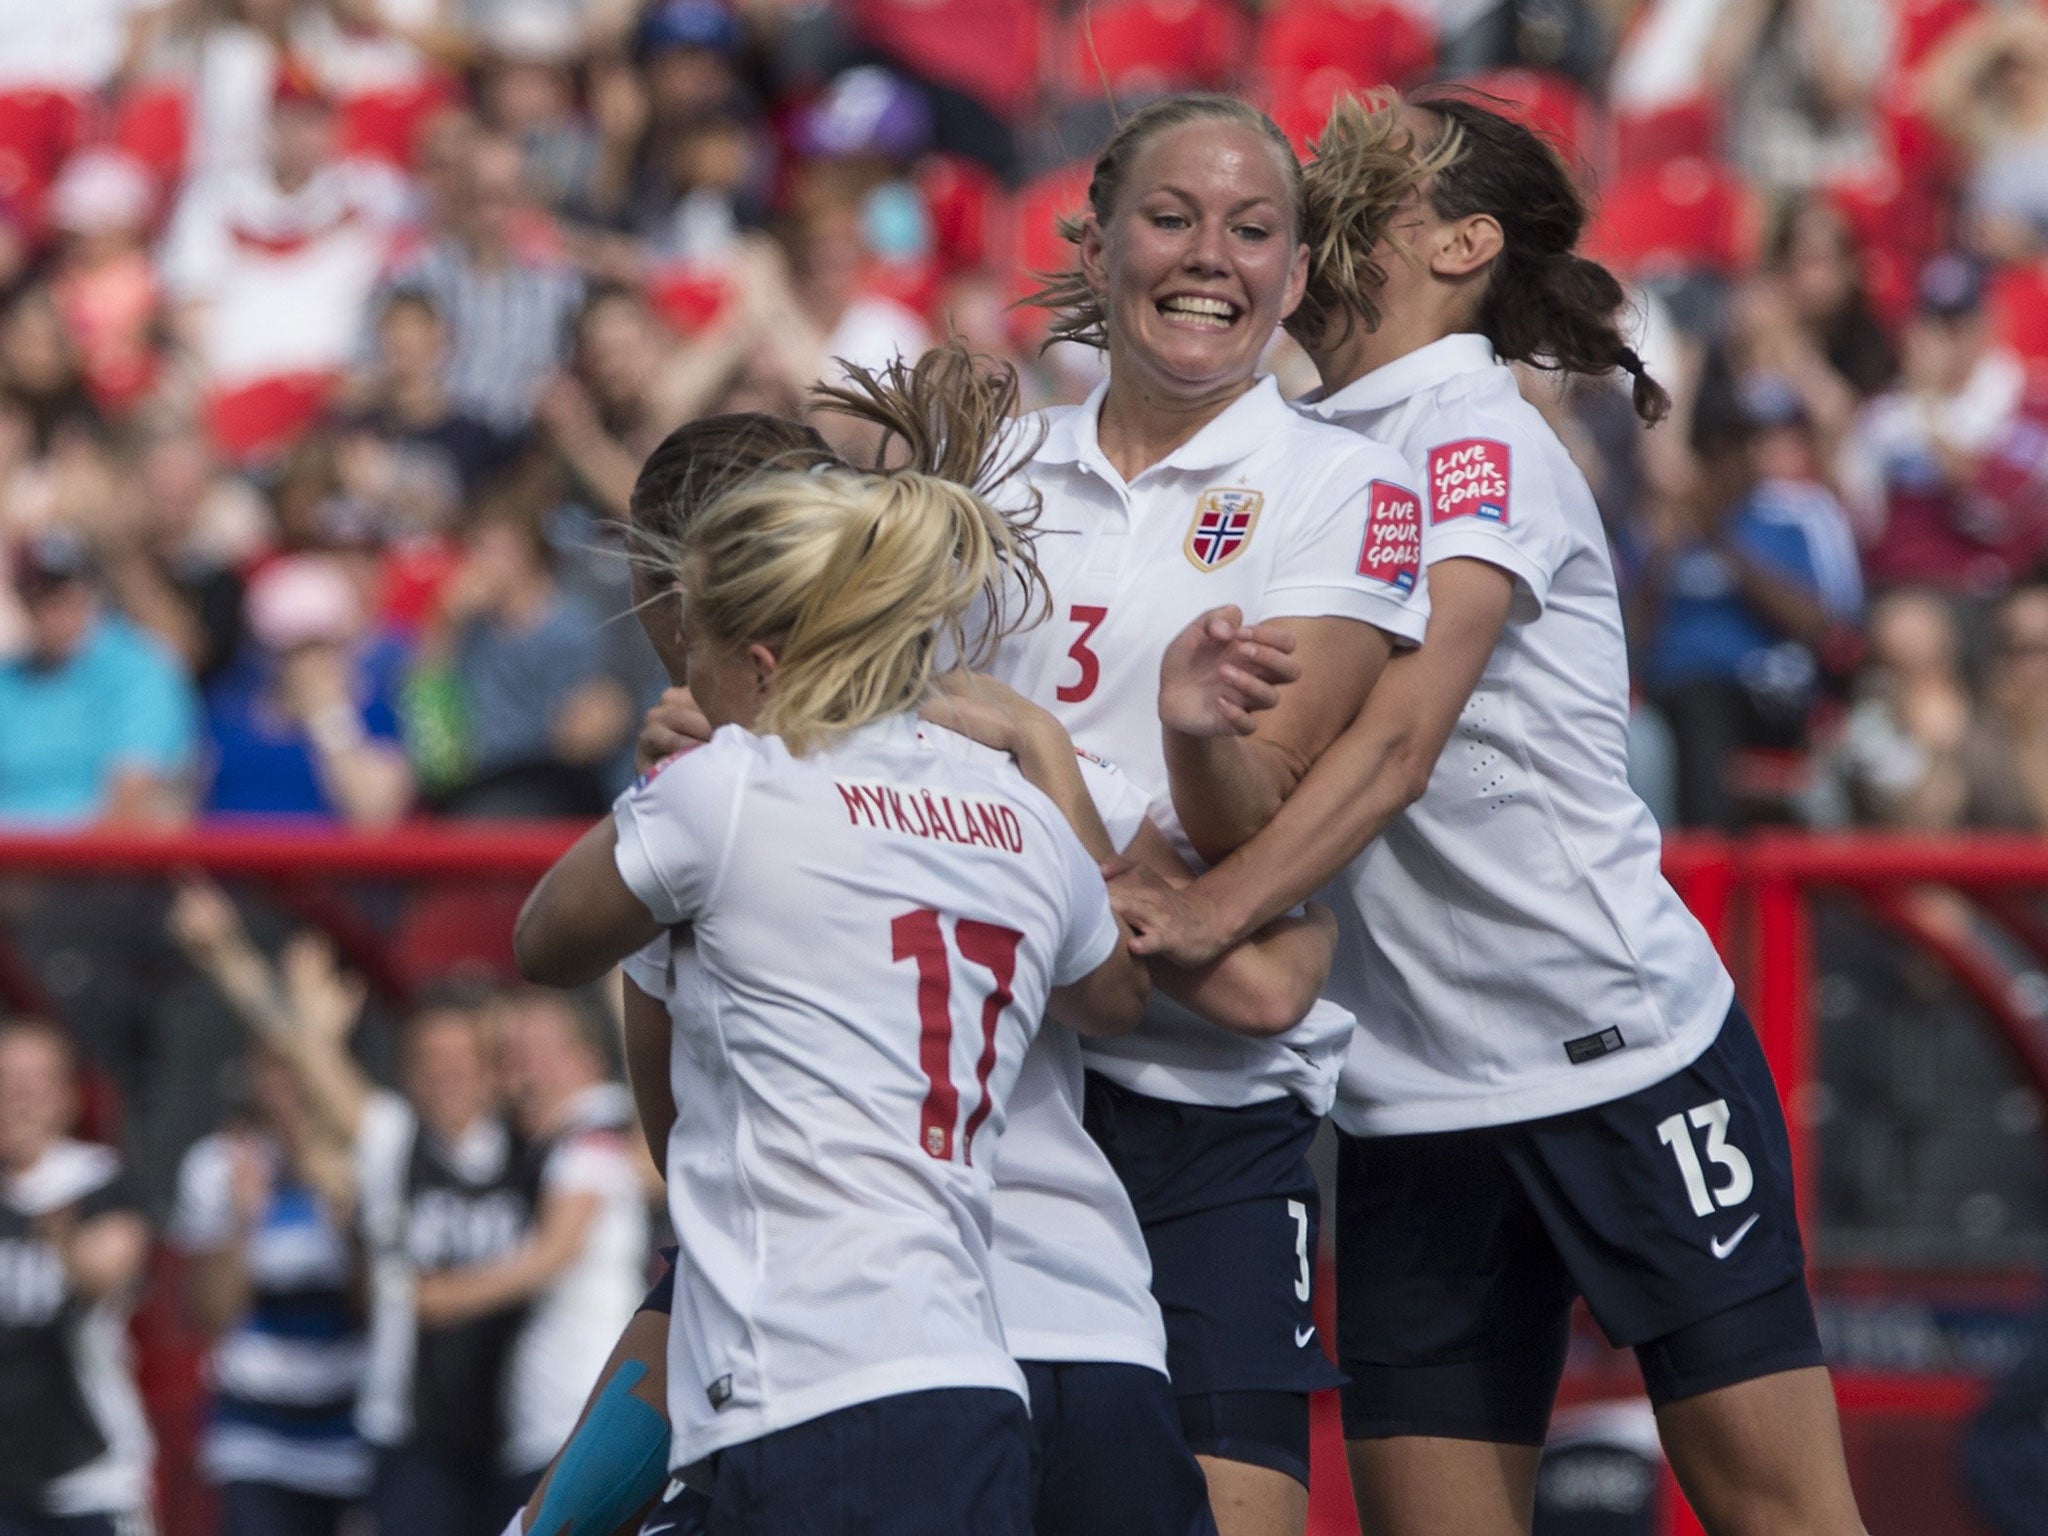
[4,825,2047,1536]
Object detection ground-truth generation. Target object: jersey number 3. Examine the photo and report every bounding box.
[1057,605,1108,703]
[892,908,1024,1164]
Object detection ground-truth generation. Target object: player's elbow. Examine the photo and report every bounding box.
[1055,958,1150,1038]
[1230,969,1321,1038]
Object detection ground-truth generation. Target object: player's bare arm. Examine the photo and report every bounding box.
[516,819,665,988]
[1123,558,1516,965]
[1162,612,1392,863]
[621,979,677,1164]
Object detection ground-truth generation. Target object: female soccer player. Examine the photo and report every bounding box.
[512,454,1155,1536]
[1005,92,1433,1536]
[1111,93,1869,1536]
[513,351,1340,1536]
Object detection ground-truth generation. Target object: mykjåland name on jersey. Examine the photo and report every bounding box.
[835,779,1027,853]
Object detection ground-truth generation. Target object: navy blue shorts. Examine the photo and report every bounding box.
[1084,1073,1342,1482]
[1336,1005,1824,1446]
[665,1387,1031,1536]
[1023,1361,1216,1536]
[639,1247,678,1315]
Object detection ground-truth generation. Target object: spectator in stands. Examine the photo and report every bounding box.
[342,289,526,503]
[1639,374,1864,828]
[1809,588,1975,830]
[0,528,198,827]
[1696,201,1895,470]
[47,149,164,420]
[536,284,694,521]
[385,132,586,433]
[1839,253,2031,600]
[96,422,270,687]
[474,7,602,216]
[0,285,100,453]
[0,1015,153,1536]
[781,186,930,392]
[423,990,647,1491]
[203,553,415,826]
[164,892,367,1536]
[1920,6,2048,264]
[410,500,631,814]
[160,58,410,464]
[1961,583,2048,832]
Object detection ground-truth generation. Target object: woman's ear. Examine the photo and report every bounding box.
[745,642,779,696]
[1279,240,1310,321]
[1076,213,1110,297]
[1432,213,1504,279]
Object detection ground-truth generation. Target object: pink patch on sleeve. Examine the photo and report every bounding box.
[1358,480,1421,594]
[1428,438,1512,526]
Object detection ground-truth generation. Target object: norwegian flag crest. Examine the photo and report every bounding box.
[1184,487,1264,570]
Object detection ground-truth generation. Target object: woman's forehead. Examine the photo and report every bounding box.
[1122,117,1294,206]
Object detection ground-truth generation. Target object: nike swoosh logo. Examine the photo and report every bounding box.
[1710,1214,1760,1260]
[1294,1325,1316,1348]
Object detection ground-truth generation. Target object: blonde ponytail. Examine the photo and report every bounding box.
[681,467,1044,755]
[1290,90,1460,349]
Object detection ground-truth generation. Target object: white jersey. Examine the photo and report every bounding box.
[503,1084,650,1475]
[612,714,1120,1466]
[1299,334,1734,1135]
[992,374,1429,1111]
[625,743,1168,1380]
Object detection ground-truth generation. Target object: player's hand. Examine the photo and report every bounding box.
[1158,606,1300,739]
[636,688,712,774]
[1102,858,1234,969]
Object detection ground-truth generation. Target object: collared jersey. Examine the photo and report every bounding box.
[992,374,1429,1112]
[623,744,1168,1390]
[612,714,1119,1466]
[1299,334,1733,1135]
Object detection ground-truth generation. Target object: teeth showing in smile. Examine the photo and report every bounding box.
[1159,296,1238,329]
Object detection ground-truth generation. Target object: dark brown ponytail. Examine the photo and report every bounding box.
[1416,92,1672,425]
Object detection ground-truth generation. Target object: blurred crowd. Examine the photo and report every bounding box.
[2,0,2048,839]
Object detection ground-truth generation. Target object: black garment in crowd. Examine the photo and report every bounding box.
[0,1144,141,1511]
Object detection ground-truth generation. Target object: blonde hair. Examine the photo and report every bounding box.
[679,466,1045,754]
[1289,90,1459,348]
[1025,93,1305,352]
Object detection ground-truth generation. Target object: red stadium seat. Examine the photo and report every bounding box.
[108,81,190,193]
[1585,154,1753,279]
[338,72,461,172]
[1456,68,1602,168]
[1052,0,1247,100]
[0,88,86,231]
[918,153,1001,272]
[1611,96,1718,178]
[1992,262,2048,365]
[1258,0,1435,149]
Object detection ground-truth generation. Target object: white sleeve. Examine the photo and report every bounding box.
[611,734,749,926]
[541,1131,636,1200]
[1074,749,1153,853]
[1420,418,1573,621]
[620,935,670,996]
[354,1090,416,1252]
[1263,441,1431,646]
[1049,821,1122,987]
[168,1133,235,1251]
[158,181,230,301]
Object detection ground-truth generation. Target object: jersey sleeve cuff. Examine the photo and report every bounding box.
[1263,585,1430,648]
[613,802,686,925]
[1423,527,1552,620]
[1058,906,1123,988]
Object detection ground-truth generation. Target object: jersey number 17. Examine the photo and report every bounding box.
[892,909,1024,1165]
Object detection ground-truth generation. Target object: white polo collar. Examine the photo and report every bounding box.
[1301,332,1499,419]
[1037,374,1295,479]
